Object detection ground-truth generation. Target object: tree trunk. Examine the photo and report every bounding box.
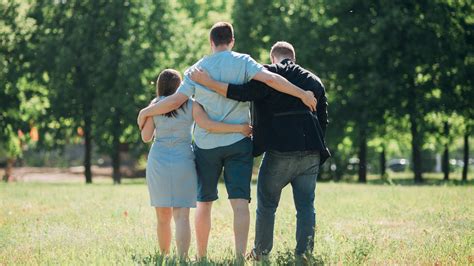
[75,63,93,184]
[107,7,126,185]
[112,147,121,184]
[3,158,15,182]
[358,127,367,183]
[410,114,423,183]
[112,115,121,184]
[442,121,449,181]
[462,128,469,182]
[380,147,386,178]
[84,114,93,184]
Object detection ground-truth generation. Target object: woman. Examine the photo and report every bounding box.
[140,69,251,259]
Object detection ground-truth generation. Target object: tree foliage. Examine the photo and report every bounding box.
[1,1,49,180]
[1,0,471,183]
[233,0,472,181]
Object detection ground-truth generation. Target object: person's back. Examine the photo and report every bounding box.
[264,61,324,114]
[243,42,327,258]
[152,97,193,147]
[174,22,263,258]
[178,50,261,149]
[140,69,199,259]
[143,70,197,209]
[224,56,328,257]
[252,60,329,158]
[147,97,196,207]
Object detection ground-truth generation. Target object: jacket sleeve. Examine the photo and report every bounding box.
[227,79,271,102]
[315,82,328,136]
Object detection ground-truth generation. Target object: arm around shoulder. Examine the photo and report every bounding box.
[253,69,317,111]
[137,93,189,129]
[143,93,188,116]
[253,69,277,86]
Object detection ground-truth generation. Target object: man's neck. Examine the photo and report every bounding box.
[213,45,231,53]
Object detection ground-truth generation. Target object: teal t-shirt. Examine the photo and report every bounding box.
[177,50,263,149]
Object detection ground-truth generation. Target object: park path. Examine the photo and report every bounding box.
[3,167,116,182]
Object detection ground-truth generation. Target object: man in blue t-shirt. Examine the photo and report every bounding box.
[137,22,316,258]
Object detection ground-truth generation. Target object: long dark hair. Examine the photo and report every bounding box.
[155,69,186,118]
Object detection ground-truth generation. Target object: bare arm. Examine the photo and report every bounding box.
[192,102,252,136]
[253,68,317,111]
[141,117,155,143]
[191,69,270,102]
[137,93,188,129]
[190,68,317,111]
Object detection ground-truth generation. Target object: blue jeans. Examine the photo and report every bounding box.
[253,150,320,256]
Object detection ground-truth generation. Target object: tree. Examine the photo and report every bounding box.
[233,0,472,183]
[374,0,474,182]
[462,125,471,181]
[94,0,175,184]
[29,0,133,183]
[27,0,171,183]
[0,1,49,181]
[233,0,349,180]
[320,1,394,183]
[437,0,473,182]
[27,0,234,183]
[233,0,390,182]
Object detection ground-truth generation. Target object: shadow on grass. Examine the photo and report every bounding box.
[315,174,474,186]
[7,172,471,187]
[131,250,325,265]
[33,176,471,187]
[131,252,241,266]
[2,178,147,187]
[366,177,474,186]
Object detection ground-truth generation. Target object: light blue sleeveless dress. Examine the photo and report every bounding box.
[146,98,197,208]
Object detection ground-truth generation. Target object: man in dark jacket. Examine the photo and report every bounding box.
[190,41,329,258]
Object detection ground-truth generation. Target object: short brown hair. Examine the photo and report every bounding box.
[270,41,296,61]
[210,22,234,46]
[155,69,185,118]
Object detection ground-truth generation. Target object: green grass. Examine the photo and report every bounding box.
[1,178,473,265]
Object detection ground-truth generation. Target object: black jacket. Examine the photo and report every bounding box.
[227,59,331,165]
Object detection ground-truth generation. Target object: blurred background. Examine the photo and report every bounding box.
[1,0,472,184]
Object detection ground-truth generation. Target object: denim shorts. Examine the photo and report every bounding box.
[194,137,253,202]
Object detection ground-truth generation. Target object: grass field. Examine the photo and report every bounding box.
[1,176,473,265]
